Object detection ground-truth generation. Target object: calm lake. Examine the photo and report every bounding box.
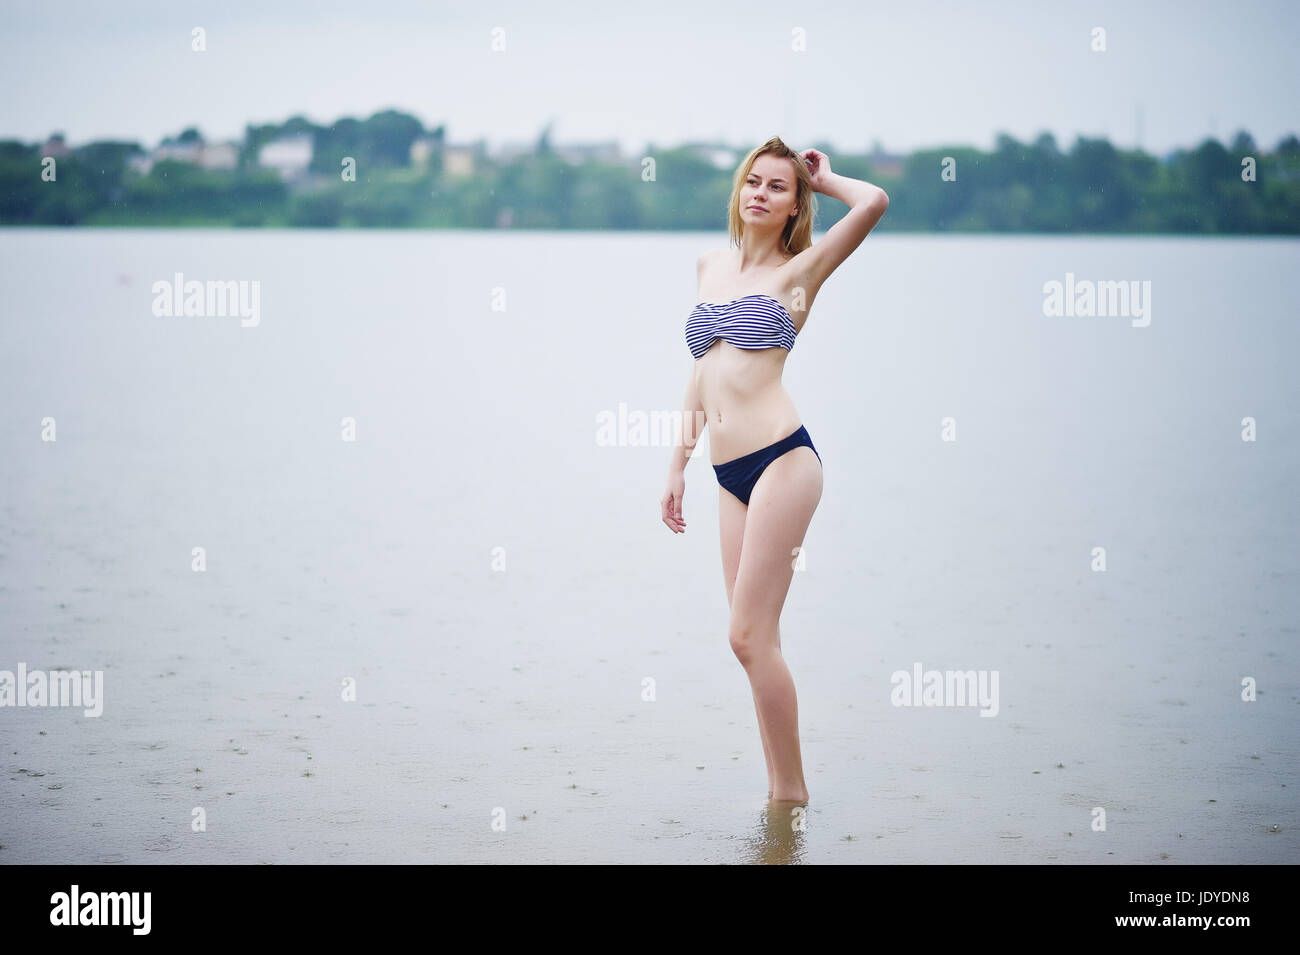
[1,228,1296,863]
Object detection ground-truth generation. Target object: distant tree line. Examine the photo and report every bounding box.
[0,111,1296,233]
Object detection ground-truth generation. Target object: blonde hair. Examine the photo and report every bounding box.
[726,136,817,255]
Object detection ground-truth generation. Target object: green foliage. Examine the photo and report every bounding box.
[879,130,1299,234]
[1,121,1296,232]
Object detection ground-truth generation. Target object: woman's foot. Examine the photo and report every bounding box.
[769,785,809,803]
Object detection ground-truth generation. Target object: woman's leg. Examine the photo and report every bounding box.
[727,445,823,802]
[718,485,777,797]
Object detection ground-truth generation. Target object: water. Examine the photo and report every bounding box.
[1,228,1297,863]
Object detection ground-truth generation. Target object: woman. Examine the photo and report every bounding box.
[660,136,889,806]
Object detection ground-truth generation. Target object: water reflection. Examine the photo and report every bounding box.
[741,799,810,864]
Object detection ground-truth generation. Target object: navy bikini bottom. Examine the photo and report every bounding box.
[713,425,822,505]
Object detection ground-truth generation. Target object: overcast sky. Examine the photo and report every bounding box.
[2,0,1296,156]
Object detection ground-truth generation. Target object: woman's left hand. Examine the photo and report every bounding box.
[800,148,832,193]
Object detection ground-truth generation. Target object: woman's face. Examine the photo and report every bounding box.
[740,154,798,226]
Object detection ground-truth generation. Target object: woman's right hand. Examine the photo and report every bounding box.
[661,471,687,533]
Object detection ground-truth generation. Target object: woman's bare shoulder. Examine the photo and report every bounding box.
[697,246,729,274]
[695,246,715,277]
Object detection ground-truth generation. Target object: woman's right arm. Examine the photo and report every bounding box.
[661,252,712,532]
[661,365,703,533]
[667,364,705,474]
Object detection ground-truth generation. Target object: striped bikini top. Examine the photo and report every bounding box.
[685,294,797,360]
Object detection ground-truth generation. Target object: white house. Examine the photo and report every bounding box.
[153,138,204,164]
[410,135,439,169]
[257,132,314,182]
[198,141,239,170]
[442,144,478,177]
